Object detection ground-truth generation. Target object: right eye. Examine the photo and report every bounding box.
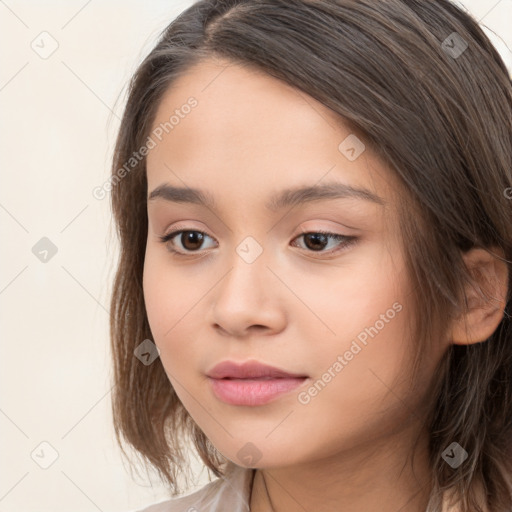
[159,229,218,256]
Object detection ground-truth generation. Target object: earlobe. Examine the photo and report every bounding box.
[450,247,509,346]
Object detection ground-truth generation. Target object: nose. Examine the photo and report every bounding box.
[210,244,287,338]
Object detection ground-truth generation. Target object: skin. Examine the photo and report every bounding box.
[142,57,508,511]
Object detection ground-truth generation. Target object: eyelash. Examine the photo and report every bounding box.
[158,229,357,258]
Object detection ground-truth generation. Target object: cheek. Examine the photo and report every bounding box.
[142,250,190,347]
[143,252,171,337]
[295,274,417,450]
[142,249,211,377]
[301,243,408,348]
[309,245,414,393]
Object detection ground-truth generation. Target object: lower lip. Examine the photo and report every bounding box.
[208,377,307,406]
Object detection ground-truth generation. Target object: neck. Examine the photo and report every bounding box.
[250,423,432,512]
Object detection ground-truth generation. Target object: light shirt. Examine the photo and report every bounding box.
[136,463,465,511]
[137,463,253,512]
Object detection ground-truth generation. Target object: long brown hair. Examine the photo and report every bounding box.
[109,1,512,509]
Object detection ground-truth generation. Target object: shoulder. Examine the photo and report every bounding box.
[135,465,255,512]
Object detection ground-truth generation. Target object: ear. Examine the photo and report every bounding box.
[449,246,509,345]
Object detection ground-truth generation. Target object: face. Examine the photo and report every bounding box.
[143,57,442,469]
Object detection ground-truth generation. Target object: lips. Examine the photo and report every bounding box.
[207,360,308,380]
[206,360,309,406]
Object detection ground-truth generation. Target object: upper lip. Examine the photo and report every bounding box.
[207,360,308,379]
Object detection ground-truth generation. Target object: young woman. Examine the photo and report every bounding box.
[108,1,512,510]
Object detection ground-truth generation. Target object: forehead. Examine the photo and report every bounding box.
[146,57,396,212]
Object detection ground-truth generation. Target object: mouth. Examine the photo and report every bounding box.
[206,359,308,380]
[206,360,309,406]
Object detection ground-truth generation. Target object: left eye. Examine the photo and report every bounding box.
[291,231,357,254]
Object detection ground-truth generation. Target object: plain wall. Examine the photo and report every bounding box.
[1,1,511,511]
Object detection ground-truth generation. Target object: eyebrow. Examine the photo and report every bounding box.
[148,181,385,211]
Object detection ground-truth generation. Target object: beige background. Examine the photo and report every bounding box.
[1,1,511,511]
